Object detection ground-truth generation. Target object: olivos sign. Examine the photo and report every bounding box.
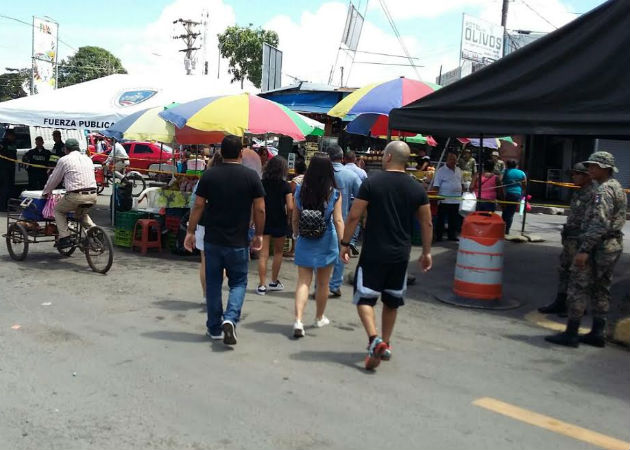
[461,14,504,64]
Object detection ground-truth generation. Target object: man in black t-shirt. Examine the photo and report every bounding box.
[341,141,433,371]
[185,135,266,346]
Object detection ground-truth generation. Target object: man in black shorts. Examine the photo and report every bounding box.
[341,141,433,370]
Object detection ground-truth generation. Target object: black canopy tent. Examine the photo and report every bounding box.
[389,0,630,138]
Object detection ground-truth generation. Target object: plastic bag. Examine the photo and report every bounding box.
[459,192,477,217]
[42,194,61,219]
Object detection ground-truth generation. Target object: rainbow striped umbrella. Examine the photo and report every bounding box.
[159,93,317,141]
[102,104,227,144]
[328,77,440,136]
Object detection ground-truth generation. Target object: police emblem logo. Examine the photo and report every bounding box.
[117,90,158,107]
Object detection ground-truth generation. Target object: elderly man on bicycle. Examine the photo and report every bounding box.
[42,138,98,249]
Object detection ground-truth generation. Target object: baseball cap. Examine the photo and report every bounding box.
[583,151,618,173]
[64,138,80,151]
[491,151,499,157]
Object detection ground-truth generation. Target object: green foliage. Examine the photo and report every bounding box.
[217,25,279,89]
[58,46,127,88]
[0,69,31,101]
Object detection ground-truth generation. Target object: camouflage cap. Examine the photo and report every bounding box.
[584,151,618,173]
[64,138,80,150]
[566,162,589,175]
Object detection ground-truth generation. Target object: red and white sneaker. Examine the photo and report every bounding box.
[365,337,388,370]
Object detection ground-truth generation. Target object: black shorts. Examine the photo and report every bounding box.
[263,226,286,238]
[353,260,409,309]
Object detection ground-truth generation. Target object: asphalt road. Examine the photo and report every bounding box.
[1,200,628,450]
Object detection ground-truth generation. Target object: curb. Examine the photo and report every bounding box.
[612,317,630,347]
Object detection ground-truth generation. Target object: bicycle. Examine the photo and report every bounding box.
[4,198,114,274]
[96,163,146,197]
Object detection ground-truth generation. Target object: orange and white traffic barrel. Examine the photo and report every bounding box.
[453,212,505,301]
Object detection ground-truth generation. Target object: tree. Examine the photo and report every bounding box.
[58,46,127,88]
[0,69,31,101]
[217,25,279,89]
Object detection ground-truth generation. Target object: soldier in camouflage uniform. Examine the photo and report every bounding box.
[458,148,477,174]
[491,151,505,180]
[539,163,593,316]
[546,152,627,348]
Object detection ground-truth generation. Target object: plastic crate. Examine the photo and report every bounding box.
[165,215,182,233]
[114,228,133,247]
[115,211,147,230]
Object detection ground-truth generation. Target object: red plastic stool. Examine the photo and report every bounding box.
[132,219,162,255]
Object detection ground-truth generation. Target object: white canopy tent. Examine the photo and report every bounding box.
[0,74,248,130]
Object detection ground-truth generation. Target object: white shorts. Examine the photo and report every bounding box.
[195,225,205,251]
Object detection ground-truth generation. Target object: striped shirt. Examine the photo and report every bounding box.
[43,150,97,194]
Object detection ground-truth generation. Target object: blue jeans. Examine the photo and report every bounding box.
[330,256,344,291]
[204,243,249,335]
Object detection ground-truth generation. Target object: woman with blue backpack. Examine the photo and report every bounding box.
[291,154,344,338]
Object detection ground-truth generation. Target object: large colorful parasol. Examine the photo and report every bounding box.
[159,93,319,141]
[328,77,440,136]
[102,104,225,144]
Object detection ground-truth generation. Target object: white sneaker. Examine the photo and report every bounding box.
[314,316,330,328]
[268,280,284,291]
[293,320,305,338]
[256,285,267,295]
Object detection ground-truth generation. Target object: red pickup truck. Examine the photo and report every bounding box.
[91,141,175,171]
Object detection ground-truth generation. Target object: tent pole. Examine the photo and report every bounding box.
[478,134,483,198]
[429,137,450,189]
[521,178,529,235]
[110,138,116,226]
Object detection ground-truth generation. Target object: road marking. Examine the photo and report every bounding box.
[524,310,590,334]
[473,397,630,450]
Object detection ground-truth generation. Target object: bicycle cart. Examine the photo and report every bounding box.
[3,197,114,274]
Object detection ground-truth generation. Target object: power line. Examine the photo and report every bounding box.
[354,61,425,67]
[519,0,558,29]
[0,14,77,51]
[353,49,423,60]
[377,0,422,80]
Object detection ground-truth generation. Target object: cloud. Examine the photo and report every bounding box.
[265,2,429,87]
[369,0,488,19]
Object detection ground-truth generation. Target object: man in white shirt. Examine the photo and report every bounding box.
[42,138,97,249]
[432,152,463,241]
[104,141,130,175]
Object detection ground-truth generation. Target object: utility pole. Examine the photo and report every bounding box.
[173,18,201,75]
[501,0,509,56]
[501,0,509,26]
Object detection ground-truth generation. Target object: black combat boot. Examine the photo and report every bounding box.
[545,319,580,347]
[579,317,606,348]
[538,293,568,316]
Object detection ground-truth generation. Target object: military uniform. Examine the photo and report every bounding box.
[567,177,626,320]
[458,155,476,174]
[493,159,505,177]
[557,182,594,294]
[546,152,627,348]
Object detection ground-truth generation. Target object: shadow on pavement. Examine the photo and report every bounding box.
[289,350,373,373]
[141,330,207,343]
[152,299,204,311]
[502,333,560,350]
[241,320,294,340]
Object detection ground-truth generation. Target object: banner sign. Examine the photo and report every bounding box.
[342,3,364,52]
[32,16,59,94]
[461,14,504,64]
